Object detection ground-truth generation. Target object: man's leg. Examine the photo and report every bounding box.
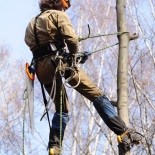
[93,95,127,134]
[36,57,70,154]
[44,78,69,154]
[65,67,142,150]
[65,67,126,133]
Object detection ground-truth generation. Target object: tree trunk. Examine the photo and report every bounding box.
[116,0,130,155]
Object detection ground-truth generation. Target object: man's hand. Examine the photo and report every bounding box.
[78,51,92,64]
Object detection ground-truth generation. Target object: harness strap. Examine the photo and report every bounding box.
[33,12,51,128]
[32,44,57,60]
[40,83,51,128]
[33,12,42,47]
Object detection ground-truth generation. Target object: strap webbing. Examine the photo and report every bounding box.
[33,12,51,128]
[40,84,51,128]
[33,12,42,47]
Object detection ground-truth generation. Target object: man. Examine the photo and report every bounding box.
[25,0,143,154]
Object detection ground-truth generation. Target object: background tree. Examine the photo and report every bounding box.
[116,0,133,154]
[0,47,27,154]
[0,0,155,155]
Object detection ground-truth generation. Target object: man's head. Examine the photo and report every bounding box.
[39,0,71,12]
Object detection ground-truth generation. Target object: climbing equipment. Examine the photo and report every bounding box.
[32,43,57,61]
[78,31,129,42]
[78,25,129,42]
[76,51,91,64]
[78,25,129,56]
[117,129,143,154]
[40,83,51,128]
[77,43,119,58]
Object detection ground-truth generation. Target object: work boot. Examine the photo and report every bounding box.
[49,146,61,155]
[48,140,61,155]
[117,129,143,153]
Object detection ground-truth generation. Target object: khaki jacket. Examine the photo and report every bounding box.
[25,10,78,54]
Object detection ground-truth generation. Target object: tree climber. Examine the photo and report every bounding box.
[25,0,143,154]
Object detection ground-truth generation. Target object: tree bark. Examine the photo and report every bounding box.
[116,0,130,155]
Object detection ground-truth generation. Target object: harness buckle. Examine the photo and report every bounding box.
[50,43,57,51]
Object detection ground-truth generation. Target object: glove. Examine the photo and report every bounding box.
[78,51,92,64]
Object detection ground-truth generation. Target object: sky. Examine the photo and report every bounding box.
[0,0,40,61]
[0,1,46,153]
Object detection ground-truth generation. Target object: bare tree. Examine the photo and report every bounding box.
[116,0,130,154]
[0,47,26,155]
[1,0,155,155]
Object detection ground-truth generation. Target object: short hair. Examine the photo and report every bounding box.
[39,0,64,12]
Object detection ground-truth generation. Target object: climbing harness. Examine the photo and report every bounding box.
[34,15,54,129]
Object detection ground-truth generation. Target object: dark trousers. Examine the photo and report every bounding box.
[36,56,127,147]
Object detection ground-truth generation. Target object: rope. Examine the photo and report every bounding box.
[78,31,129,42]
[91,43,119,54]
[59,83,63,154]
[64,67,81,88]
[40,71,57,120]
[56,57,65,154]
[78,43,119,57]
